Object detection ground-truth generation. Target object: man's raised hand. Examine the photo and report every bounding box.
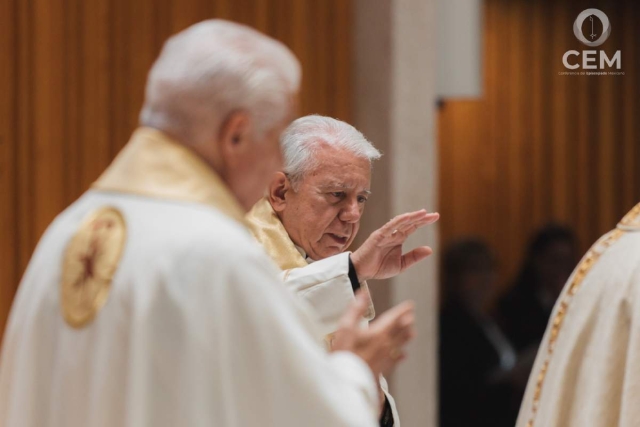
[350,210,439,282]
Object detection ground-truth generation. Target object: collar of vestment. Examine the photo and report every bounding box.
[246,198,309,270]
[93,127,248,228]
[618,202,640,232]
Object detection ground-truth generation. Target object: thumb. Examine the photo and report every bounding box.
[340,290,370,328]
[400,246,433,272]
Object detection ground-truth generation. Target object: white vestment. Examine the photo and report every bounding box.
[0,128,380,427]
[247,199,376,337]
[516,203,640,427]
[247,198,400,425]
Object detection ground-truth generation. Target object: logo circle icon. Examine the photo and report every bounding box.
[573,9,611,47]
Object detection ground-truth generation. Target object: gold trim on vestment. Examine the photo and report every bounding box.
[525,202,640,426]
[618,202,640,231]
[527,203,640,427]
[93,127,248,227]
[524,227,626,427]
[246,198,309,270]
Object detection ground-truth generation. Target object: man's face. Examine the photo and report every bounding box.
[278,145,372,260]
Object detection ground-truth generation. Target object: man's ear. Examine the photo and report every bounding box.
[268,172,291,213]
[218,110,252,170]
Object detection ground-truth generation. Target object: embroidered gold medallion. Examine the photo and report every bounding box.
[61,207,127,328]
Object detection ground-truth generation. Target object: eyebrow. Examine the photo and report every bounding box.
[318,182,372,195]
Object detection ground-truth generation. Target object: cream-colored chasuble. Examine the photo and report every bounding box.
[516,202,640,427]
[0,128,380,427]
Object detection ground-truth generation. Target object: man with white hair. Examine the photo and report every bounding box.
[0,20,416,427]
[247,115,439,426]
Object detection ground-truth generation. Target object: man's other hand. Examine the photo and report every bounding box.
[332,291,416,378]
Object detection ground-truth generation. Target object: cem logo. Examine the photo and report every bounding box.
[562,8,621,70]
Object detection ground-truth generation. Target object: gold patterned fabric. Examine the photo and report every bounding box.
[246,198,308,270]
[618,202,640,231]
[61,207,127,328]
[94,127,248,227]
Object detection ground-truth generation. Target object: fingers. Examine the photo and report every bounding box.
[387,309,416,346]
[380,300,414,319]
[339,290,370,329]
[371,300,415,336]
[377,211,439,245]
[400,246,433,271]
[362,301,416,376]
[379,210,429,235]
[397,213,439,234]
[372,301,416,375]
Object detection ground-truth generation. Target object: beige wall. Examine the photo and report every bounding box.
[353,1,439,425]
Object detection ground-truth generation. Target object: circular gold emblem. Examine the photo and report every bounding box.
[61,207,127,328]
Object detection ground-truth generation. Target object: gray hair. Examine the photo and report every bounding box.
[140,20,301,144]
[281,115,381,189]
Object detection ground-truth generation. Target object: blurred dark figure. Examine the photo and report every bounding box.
[498,224,579,353]
[492,225,579,411]
[439,239,519,427]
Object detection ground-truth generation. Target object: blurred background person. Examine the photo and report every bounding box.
[439,239,519,427]
[498,224,578,353]
[489,225,580,415]
[498,225,579,353]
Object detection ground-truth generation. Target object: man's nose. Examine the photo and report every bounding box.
[339,199,362,223]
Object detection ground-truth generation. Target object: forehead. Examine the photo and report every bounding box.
[304,145,372,190]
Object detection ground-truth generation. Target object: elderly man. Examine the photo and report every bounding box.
[247,115,439,425]
[0,21,416,427]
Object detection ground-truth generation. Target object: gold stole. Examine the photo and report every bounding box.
[93,127,248,227]
[246,198,309,270]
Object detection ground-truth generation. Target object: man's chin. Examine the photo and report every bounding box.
[313,246,344,260]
